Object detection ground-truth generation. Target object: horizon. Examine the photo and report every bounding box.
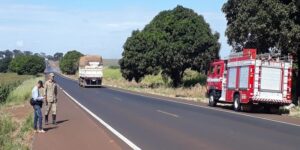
[0,0,231,59]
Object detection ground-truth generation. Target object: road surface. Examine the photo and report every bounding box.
[46,66,300,150]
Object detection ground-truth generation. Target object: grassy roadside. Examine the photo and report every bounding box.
[103,67,207,102]
[0,75,44,150]
[0,73,32,103]
[289,107,300,118]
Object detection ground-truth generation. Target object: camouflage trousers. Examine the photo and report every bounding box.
[45,102,57,115]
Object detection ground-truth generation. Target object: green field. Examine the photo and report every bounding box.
[0,73,32,85]
[103,59,119,67]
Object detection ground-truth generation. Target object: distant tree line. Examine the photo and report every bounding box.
[0,50,46,75]
[0,50,64,75]
[120,6,220,87]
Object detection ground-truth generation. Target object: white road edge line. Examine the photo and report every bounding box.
[113,97,123,101]
[60,87,141,150]
[56,73,300,128]
[157,110,179,118]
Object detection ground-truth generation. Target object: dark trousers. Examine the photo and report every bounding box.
[33,105,43,130]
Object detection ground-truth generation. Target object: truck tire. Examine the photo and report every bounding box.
[233,94,241,112]
[209,91,217,107]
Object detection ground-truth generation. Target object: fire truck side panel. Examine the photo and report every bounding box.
[225,65,253,104]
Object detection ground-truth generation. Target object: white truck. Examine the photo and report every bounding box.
[78,55,103,87]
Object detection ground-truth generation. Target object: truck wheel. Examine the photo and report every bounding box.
[233,94,241,112]
[209,92,217,107]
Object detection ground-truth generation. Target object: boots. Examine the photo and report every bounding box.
[45,115,48,125]
[52,114,57,125]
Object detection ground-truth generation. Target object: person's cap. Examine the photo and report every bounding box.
[38,80,44,87]
[49,73,55,77]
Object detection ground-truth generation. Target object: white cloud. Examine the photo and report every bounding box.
[16,40,24,47]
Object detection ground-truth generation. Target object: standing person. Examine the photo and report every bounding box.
[32,80,45,133]
[44,73,58,125]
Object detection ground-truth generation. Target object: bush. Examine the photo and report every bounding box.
[0,82,21,104]
[9,55,45,75]
[59,50,83,74]
[0,57,12,73]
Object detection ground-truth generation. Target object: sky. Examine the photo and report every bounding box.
[0,0,231,58]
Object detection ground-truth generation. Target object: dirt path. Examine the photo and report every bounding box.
[32,88,126,150]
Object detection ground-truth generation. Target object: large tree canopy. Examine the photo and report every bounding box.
[59,50,83,74]
[120,5,220,86]
[223,0,300,54]
[223,0,300,103]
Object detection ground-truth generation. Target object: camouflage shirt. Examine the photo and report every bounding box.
[45,80,57,103]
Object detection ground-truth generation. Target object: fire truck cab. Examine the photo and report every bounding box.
[207,49,293,111]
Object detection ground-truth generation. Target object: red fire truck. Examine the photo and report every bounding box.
[207,49,293,112]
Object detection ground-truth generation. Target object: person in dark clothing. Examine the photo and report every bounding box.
[32,80,45,133]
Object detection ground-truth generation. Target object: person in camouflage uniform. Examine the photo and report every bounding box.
[44,73,58,125]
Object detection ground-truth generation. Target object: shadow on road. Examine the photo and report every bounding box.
[44,126,58,131]
[56,119,69,125]
[216,104,287,115]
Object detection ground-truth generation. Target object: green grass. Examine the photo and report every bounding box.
[103,67,122,80]
[102,67,208,101]
[0,113,32,150]
[20,114,33,138]
[0,73,32,85]
[103,67,207,87]
[5,77,44,105]
[0,114,23,150]
[0,73,34,103]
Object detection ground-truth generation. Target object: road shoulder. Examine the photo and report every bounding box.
[32,88,124,150]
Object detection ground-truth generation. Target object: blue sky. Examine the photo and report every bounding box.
[0,0,230,58]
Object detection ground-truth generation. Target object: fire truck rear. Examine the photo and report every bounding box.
[206,49,293,112]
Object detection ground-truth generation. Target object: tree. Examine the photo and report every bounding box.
[54,52,63,61]
[9,55,45,75]
[0,50,13,72]
[12,49,22,57]
[222,0,300,104]
[120,5,220,86]
[23,51,33,56]
[59,50,83,74]
[0,57,12,72]
[119,30,161,82]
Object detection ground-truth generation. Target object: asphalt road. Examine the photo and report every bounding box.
[46,67,300,150]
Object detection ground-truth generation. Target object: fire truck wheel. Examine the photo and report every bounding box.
[233,94,241,111]
[209,92,217,107]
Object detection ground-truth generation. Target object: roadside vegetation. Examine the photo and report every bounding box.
[59,50,83,74]
[0,73,32,103]
[0,73,43,150]
[103,67,207,102]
